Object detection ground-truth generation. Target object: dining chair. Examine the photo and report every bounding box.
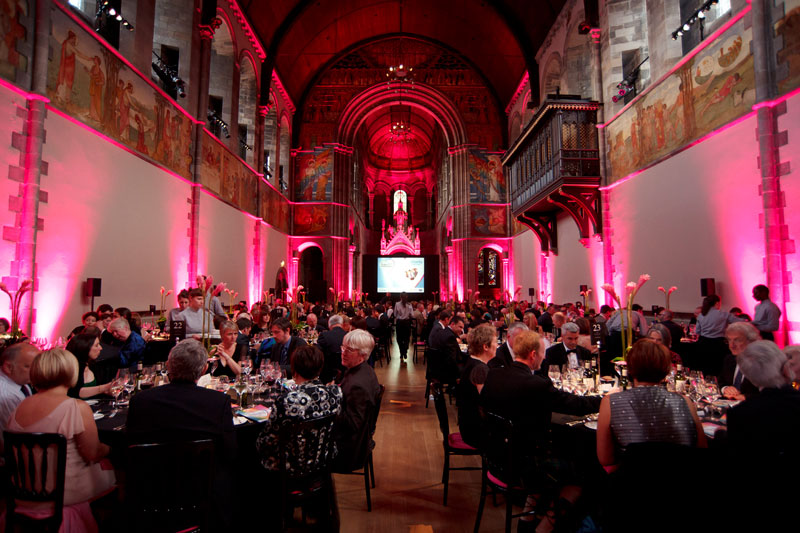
[432,384,481,506]
[4,432,68,532]
[125,439,216,533]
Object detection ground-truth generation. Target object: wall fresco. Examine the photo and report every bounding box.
[199,131,258,215]
[0,0,27,83]
[294,204,330,235]
[295,147,333,202]
[468,149,506,203]
[777,2,800,95]
[606,22,755,182]
[46,7,192,179]
[472,205,507,236]
[261,182,290,234]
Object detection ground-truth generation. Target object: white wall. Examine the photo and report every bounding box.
[262,222,288,296]
[548,213,601,308]
[779,93,800,340]
[512,229,540,299]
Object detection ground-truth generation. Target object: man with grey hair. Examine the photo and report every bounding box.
[127,339,235,528]
[108,317,146,368]
[0,342,40,465]
[318,314,347,383]
[335,329,380,471]
[540,321,592,375]
[488,322,528,369]
[657,309,685,352]
[726,340,800,527]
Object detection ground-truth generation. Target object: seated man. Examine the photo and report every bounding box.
[540,322,592,375]
[334,329,381,472]
[0,342,40,465]
[317,314,347,383]
[305,313,326,333]
[127,339,235,530]
[427,314,465,386]
[107,317,146,368]
[488,322,528,369]
[481,330,601,531]
[178,288,213,335]
[257,317,306,376]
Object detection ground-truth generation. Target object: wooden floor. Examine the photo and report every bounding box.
[334,341,507,533]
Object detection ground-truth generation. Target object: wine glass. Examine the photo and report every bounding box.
[109,378,124,412]
[548,367,562,389]
[241,357,252,377]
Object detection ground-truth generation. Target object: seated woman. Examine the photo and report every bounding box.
[719,321,761,400]
[645,323,682,366]
[69,311,99,339]
[7,348,115,521]
[210,321,244,379]
[456,323,495,449]
[597,338,706,471]
[0,317,8,334]
[65,333,113,399]
[255,344,342,472]
[574,317,599,354]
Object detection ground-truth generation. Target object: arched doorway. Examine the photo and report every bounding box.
[477,247,502,300]
[274,266,288,302]
[299,246,326,303]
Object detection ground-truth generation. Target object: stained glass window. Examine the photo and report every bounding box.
[477,257,485,285]
[477,249,500,289]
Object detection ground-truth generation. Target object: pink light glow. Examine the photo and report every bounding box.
[505,72,530,115]
[226,0,266,60]
[751,85,800,110]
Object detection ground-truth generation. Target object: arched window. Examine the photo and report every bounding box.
[477,248,500,290]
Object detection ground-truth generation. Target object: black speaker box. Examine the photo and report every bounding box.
[85,278,102,298]
[700,278,716,297]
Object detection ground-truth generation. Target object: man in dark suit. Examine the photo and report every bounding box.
[539,322,592,375]
[127,339,235,529]
[335,329,381,472]
[657,309,685,352]
[256,317,307,376]
[428,314,464,386]
[427,309,451,345]
[537,304,555,333]
[488,322,528,369]
[317,314,347,383]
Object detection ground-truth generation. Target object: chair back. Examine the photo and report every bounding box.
[346,385,385,471]
[432,384,450,440]
[481,411,521,488]
[370,384,385,439]
[277,412,337,479]
[125,439,215,531]
[4,431,67,531]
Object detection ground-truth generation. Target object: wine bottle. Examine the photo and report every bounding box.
[152,363,162,387]
[583,361,594,392]
[591,358,599,389]
[619,367,630,391]
[675,363,687,393]
[134,361,143,393]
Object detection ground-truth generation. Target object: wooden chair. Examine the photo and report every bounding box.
[125,439,216,533]
[4,432,67,533]
[432,384,481,506]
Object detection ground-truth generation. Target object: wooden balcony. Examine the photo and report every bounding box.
[502,98,602,254]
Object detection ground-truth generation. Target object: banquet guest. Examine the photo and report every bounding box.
[751,284,781,341]
[725,341,800,528]
[413,303,426,339]
[540,322,592,375]
[427,315,465,386]
[196,275,226,317]
[719,321,761,400]
[457,323,495,448]
[126,339,235,530]
[107,318,146,368]
[335,329,381,471]
[65,333,113,398]
[645,323,682,366]
[574,317,598,354]
[210,321,244,379]
[113,307,140,335]
[0,342,40,464]
[631,304,649,336]
[394,292,414,361]
[167,290,190,330]
[0,318,8,334]
[317,314,347,383]
[785,345,800,386]
[341,315,352,332]
[606,307,646,349]
[552,312,566,341]
[656,309,685,352]
[480,330,601,531]
[8,349,115,514]
[427,309,451,345]
[96,303,114,317]
[538,304,555,333]
[522,311,540,335]
[250,304,271,337]
[259,317,306,376]
[487,322,528,369]
[177,288,212,335]
[305,313,326,334]
[69,311,99,338]
[695,295,740,376]
[596,339,705,470]
[99,312,119,347]
[256,345,342,471]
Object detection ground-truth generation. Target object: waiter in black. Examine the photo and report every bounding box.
[394,292,414,361]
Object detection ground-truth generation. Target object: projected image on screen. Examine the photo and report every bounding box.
[377,257,425,293]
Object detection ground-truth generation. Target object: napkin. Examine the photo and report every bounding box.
[236,405,271,422]
[702,422,724,438]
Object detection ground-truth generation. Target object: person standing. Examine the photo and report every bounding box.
[751,284,781,342]
[394,292,414,362]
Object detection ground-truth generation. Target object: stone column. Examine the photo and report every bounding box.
[229,61,241,155]
[367,192,375,229]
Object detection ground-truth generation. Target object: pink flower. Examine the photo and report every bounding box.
[669,286,677,294]
[166,290,173,297]
[297,285,305,292]
[658,286,666,293]
[160,286,166,294]
[601,284,621,305]
[635,274,650,291]
[329,287,335,293]
[204,275,214,292]
[212,282,225,297]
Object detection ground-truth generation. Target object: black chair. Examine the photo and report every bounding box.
[474,412,550,533]
[278,412,339,530]
[337,384,385,511]
[432,384,481,506]
[125,439,216,533]
[4,432,67,532]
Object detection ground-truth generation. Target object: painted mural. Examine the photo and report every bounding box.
[777,1,800,95]
[0,0,27,83]
[472,205,507,236]
[46,7,193,180]
[295,147,333,202]
[606,22,755,182]
[293,204,330,235]
[199,131,258,216]
[468,149,506,203]
[261,182,290,234]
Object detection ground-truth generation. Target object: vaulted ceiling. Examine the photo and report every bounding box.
[241,0,569,107]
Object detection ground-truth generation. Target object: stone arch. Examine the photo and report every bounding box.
[208,13,236,139]
[541,52,562,99]
[237,51,258,165]
[509,111,522,142]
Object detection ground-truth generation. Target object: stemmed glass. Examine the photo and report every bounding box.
[109,378,124,413]
[548,367,562,389]
[240,357,252,377]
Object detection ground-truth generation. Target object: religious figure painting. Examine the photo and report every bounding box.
[468,149,507,203]
[261,183,290,234]
[472,205,508,236]
[294,204,330,235]
[606,21,755,182]
[776,2,800,95]
[0,0,28,82]
[295,147,333,202]
[46,7,192,180]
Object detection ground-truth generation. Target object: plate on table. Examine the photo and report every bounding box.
[93,412,104,420]
[584,420,598,430]
[85,400,98,406]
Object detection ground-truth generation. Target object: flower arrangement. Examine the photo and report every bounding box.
[158,286,173,326]
[658,285,677,310]
[0,278,32,338]
[224,288,238,317]
[602,274,650,357]
[579,287,592,310]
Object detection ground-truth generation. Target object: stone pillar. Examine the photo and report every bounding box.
[751,0,790,345]
[229,61,241,155]
[368,192,375,229]
[426,192,433,227]
[130,0,156,76]
[255,105,267,176]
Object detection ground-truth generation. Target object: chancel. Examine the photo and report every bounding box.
[0,0,797,531]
